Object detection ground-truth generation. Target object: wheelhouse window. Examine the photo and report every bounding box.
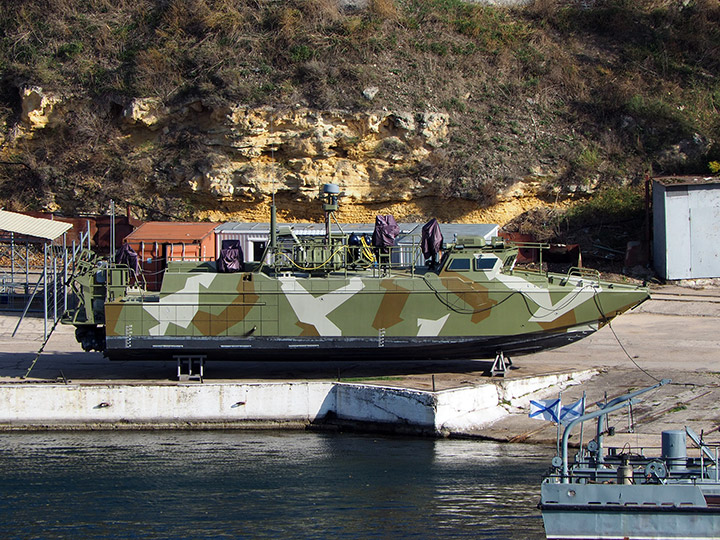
[447,258,471,271]
[474,257,498,271]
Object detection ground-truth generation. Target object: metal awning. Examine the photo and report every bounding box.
[0,210,73,241]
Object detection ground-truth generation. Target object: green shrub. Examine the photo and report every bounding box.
[565,187,644,225]
[289,44,314,63]
[56,42,84,61]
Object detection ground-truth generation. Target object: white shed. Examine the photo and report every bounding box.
[653,177,720,280]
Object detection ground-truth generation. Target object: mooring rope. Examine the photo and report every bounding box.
[592,292,662,383]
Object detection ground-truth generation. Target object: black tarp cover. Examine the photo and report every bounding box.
[217,239,244,273]
[421,218,443,259]
[115,243,140,274]
[372,215,399,248]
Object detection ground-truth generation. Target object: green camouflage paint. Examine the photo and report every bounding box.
[63,240,649,361]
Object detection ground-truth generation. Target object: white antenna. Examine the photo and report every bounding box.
[110,199,116,262]
[269,112,277,254]
[271,112,276,207]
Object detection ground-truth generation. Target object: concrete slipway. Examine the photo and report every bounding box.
[1,284,719,445]
[0,369,595,434]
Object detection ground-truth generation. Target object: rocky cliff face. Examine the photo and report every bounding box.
[21,87,452,198]
[178,104,450,202]
[9,85,550,224]
[21,84,709,228]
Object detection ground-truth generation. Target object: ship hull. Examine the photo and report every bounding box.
[541,483,720,540]
[104,325,595,361]
[541,505,720,540]
[65,244,650,362]
[94,268,648,361]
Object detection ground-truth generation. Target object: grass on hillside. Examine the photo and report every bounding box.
[0,0,719,225]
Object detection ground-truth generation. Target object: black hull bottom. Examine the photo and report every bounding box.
[105,328,595,361]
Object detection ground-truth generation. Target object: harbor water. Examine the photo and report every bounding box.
[0,431,552,539]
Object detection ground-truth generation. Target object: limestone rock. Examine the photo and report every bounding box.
[184,106,451,203]
[389,112,416,133]
[499,179,541,201]
[363,86,379,100]
[20,86,63,129]
[122,98,168,130]
[11,91,453,206]
[418,113,449,147]
[338,0,368,10]
[197,154,239,197]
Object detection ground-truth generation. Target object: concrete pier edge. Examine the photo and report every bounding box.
[0,369,597,436]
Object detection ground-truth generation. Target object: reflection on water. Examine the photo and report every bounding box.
[0,431,551,539]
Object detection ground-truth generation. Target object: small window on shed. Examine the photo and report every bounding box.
[474,257,497,271]
[253,241,267,262]
[448,257,471,271]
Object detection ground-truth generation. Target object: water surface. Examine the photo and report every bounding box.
[0,431,551,539]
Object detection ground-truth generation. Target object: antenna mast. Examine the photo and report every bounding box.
[270,113,277,253]
[322,183,339,244]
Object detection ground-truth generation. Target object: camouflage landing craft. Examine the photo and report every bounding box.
[63,185,649,362]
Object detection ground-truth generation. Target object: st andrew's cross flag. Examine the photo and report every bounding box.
[529,398,561,423]
[560,397,585,423]
[529,396,585,423]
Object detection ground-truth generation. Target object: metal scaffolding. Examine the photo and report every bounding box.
[0,210,91,340]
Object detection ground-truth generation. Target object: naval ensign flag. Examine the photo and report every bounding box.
[560,396,585,424]
[528,398,561,423]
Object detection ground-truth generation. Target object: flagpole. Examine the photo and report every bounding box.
[579,391,586,454]
[556,391,562,456]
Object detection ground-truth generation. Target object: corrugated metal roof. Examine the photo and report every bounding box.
[216,222,498,240]
[215,222,271,232]
[654,176,720,188]
[125,222,217,242]
[435,223,498,239]
[215,222,376,233]
[0,210,73,241]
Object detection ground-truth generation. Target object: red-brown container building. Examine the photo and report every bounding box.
[123,222,218,290]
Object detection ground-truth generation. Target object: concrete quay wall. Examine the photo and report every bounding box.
[0,382,335,428]
[0,370,596,434]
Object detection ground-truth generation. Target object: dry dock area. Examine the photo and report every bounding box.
[1,284,719,448]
